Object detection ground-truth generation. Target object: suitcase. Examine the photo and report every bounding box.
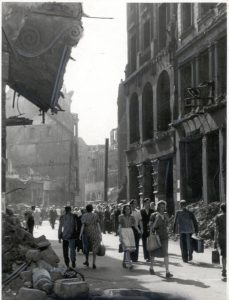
[212,250,220,264]
[192,235,204,253]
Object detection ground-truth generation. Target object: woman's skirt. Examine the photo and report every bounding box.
[150,238,168,258]
[120,228,136,252]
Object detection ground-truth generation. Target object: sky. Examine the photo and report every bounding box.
[64,0,127,145]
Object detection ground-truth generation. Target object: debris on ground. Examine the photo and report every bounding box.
[168,201,221,248]
[2,209,88,300]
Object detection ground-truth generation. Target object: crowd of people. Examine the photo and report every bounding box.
[22,199,227,279]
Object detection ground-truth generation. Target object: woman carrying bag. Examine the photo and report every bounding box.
[149,200,173,278]
[118,204,141,270]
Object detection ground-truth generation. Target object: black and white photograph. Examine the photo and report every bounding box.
[1,1,227,300]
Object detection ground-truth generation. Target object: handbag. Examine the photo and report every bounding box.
[212,249,220,264]
[192,235,204,253]
[97,243,106,256]
[147,232,161,252]
[118,243,123,253]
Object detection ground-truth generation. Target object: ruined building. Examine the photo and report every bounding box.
[2,2,83,207]
[6,88,79,207]
[117,3,226,214]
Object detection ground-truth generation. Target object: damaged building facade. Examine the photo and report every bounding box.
[2,2,83,208]
[117,3,226,214]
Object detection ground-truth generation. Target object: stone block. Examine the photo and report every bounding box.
[20,270,32,282]
[37,241,50,250]
[25,249,41,262]
[17,287,47,300]
[40,246,60,266]
[54,279,89,299]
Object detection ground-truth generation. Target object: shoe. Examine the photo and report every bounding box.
[166,272,173,278]
[183,258,188,263]
[222,270,227,277]
[92,264,96,269]
[83,261,89,267]
[72,262,76,268]
[149,268,155,275]
[188,255,193,261]
[146,258,151,263]
[128,264,133,271]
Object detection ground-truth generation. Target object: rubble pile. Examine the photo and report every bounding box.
[2,209,88,300]
[168,201,221,248]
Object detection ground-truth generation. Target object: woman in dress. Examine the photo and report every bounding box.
[149,200,173,278]
[79,204,102,269]
[118,204,141,270]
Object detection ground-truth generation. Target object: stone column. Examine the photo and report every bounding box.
[202,136,208,203]
[213,41,218,99]
[138,93,143,144]
[219,127,226,202]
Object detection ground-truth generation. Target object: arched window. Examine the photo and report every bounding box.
[129,93,140,143]
[142,83,154,141]
[157,71,171,131]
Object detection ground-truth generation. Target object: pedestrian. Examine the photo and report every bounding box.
[79,204,102,269]
[214,203,227,278]
[173,200,198,262]
[130,199,143,262]
[25,205,35,236]
[49,205,58,229]
[104,206,111,234]
[149,200,173,278]
[141,198,154,262]
[118,204,140,270]
[58,206,78,268]
[34,207,41,228]
[114,204,122,235]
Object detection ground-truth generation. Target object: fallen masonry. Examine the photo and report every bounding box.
[2,209,89,300]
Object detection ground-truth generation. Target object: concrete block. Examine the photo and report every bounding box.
[17,287,47,300]
[20,270,32,282]
[37,241,50,250]
[40,246,60,266]
[54,279,89,299]
[26,249,41,262]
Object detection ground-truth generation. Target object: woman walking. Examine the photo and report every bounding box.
[118,204,140,270]
[79,204,102,269]
[149,200,173,278]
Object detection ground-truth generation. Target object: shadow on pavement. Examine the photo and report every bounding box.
[158,274,210,288]
[188,261,221,269]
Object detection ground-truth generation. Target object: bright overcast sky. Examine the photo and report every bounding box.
[64,0,127,145]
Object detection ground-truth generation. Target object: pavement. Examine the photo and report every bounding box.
[34,220,227,300]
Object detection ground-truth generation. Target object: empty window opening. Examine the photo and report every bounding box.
[199,50,209,84]
[130,34,137,73]
[158,4,167,51]
[142,83,154,141]
[143,19,151,50]
[157,71,171,131]
[181,3,192,33]
[180,62,192,114]
[129,93,140,143]
[217,37,227,96]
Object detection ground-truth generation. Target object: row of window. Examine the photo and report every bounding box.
[129,71,171,144]
[128,3,225,74]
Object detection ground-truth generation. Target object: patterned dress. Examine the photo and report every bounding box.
[81,212,102,253]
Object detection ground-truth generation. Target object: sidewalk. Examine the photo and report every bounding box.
[34,222,227,300]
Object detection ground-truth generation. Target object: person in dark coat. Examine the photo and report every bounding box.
[173,200,198,262]
[140,198,154,261]
[25,205,35,236]
[58,206,78,268]
[214,203,226,278]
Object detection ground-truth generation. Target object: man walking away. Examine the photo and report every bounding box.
[25,206,35,236]
[58,206,78,268]
[173,200,198,262]
[49,205,58,229]
[214,203,227,278]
